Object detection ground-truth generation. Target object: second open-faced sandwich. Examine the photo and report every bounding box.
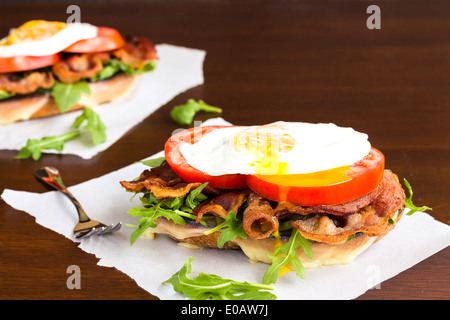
[0,20,157,125]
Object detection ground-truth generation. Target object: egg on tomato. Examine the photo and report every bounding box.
[179,121,371,176]
[165,122,385,206]
[0,20,97,58]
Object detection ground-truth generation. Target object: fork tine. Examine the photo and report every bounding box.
[93,226,108,236]
[74,222,122,238]
[97,225,112,235]
[74,231,87,239]
[79,226,104,238]
[80,227,98,238]
[75,228,94,239]
[110,222,122,232]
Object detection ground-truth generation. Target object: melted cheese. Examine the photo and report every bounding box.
[142,221,377,269]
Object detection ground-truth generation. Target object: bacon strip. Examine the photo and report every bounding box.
[52,52,110,83]
[120,161,221,199]
[274,183,383,217]
[113,36,158,70]
[0,71,54,94]
[243,192,279,240]
[289,170,405,244]
[193,190,249,223]
[121,163,406,244]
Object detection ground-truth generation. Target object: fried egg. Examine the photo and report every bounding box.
[179,122,371,176]
[0,20,97,58]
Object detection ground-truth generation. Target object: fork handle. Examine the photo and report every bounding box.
[35,166,91,223]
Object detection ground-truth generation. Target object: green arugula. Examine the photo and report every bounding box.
[14,130,80,161]
[51,80,91,113]
[72,107,107,145]
[403,178,432,216]
[138,156,166,168]
[185,182,209,209]
[126,183,210,245]
[163,257,276,300]
[90,58,156,82]
[0,89,15,101]
[209,211,248,249]
[127,204,186,246]
[388,209,400,225]
[262,228,313,285]
[51,58,156,111]
[170,99,222,125]
[14,107,108,161]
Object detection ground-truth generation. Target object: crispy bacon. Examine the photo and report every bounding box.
[0,71,54,94]
[120,161,221,198]
[243,192,279,240]
[193,190,249,223]
[52,52,110,83]
[289,170,405,244]
[274,183,383,218]
[121,163,406,244]
[113,36,158,70]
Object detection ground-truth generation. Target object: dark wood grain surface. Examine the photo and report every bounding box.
[0,0,449,300]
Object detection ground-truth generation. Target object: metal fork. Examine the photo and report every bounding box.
[35,166,122,239]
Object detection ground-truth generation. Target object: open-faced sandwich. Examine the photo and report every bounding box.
[0,20,157,125]
[120,121,423,284]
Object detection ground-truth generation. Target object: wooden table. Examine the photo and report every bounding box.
[0,0,449,300]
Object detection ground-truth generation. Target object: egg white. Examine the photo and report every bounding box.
[0,22,98,58]
[179,122,372,176]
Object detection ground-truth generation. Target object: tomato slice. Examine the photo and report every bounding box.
[0,53,61,73]
[164,126,248,189]
[245,147,385,206]
[63,27,124,53]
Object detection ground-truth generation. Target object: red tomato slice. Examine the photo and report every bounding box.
[164,126,248,189]
[63,27,124,53]
[245,147,385,206]
[0,53,61,73]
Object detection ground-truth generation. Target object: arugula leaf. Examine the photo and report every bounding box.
[51,80,91,113]
[121,59,156,76]
[90,58,157,82]
[127,205,186,245]
[185,182,209,209]
[170,99,222,125]
[72,107,107,145]
[163,257,276,300]
[14,130,80,161]
[262,228,313,285]
[14,107,106,160]
[0,89,15,101]
[126,183,210,245]
[403,179,433,215]
[138,157,166,168]
[216,211,248,249]
[388,209,400,225]
[90,61,119,82]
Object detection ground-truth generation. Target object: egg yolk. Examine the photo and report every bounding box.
[232,122,296,175]
[254,165,352,187]
[231,123,354,185]
[4,20,67,45]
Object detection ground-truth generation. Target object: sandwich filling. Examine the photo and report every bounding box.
[121,161,405,247]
